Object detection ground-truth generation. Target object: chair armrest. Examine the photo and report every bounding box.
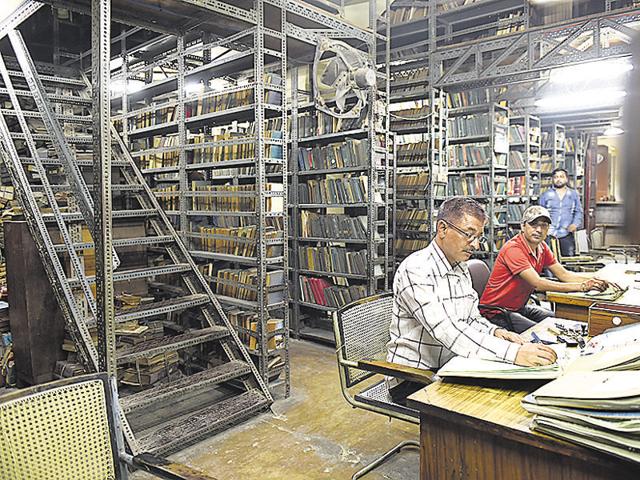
[478,304,514,331]
[357,359,435,385]
[131,452,218,480]
[478,304,509,315]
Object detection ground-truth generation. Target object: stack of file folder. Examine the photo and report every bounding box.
[522,371,640,463]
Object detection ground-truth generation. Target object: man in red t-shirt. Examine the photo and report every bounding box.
[479,206,615,333]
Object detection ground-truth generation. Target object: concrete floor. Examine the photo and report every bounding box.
[134,339,419,480]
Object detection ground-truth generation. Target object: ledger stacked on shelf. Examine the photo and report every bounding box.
[447,88,509,262]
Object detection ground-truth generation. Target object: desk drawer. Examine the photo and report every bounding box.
[588,302,640,336]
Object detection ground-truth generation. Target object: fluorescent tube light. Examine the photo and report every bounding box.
[535,89,626,111]
[550,59,632,85]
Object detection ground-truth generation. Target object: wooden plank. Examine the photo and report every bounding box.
[357,359,435,385]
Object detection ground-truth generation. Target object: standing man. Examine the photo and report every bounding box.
[539,168,584,257]
[387,197,557,403]
[480,206,614,333]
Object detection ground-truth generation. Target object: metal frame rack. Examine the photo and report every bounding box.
[391,84,448,266]
[506,114,540,234]
[1,0,382,455]
[289,6,393,343]
[0,9,275,455]
[447,96,509,263]
[565,130,587,202]
[382,1,640,98]
[110,4,290,393]
[540,122,565,193]
[384,2,449,268]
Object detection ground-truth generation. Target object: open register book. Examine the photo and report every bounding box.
[438,333,640,380]
[437,344,569,380]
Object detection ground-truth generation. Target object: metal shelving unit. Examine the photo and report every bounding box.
[1,0,382,454]
[289,4,393,343]
[110,2,291,393]
[540,123,565,193]
[391,85,448,266]
[565,131,587,203]
[506,114,540,234]
[447,96,509,263]
[0,16,274,454]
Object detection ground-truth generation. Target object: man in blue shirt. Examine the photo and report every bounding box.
[539,168,583,257]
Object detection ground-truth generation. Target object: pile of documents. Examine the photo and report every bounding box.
[522,371,640,463]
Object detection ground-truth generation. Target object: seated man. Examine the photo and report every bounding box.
[387,197,557,404]
[479,205,614,333]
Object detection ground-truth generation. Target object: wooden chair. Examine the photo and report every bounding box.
[333,293,434,479]
[0,373,216,480]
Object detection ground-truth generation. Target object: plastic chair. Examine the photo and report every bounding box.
[0,373,216,480]
[333,293,434,479]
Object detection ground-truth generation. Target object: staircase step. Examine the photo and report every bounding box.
[0,87,92,106]
[138,389,270,455]
[68,263,192,287]
[1,108,92,124]
[120,360,253,413]
[114,294,210,323]
[87,184,146,192]
[43,209,157,223]
[19,156,129,167]
[31,183,145,193]
[117,326,228,365]
[53,235,176,252]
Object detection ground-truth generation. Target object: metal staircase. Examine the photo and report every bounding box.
[0,27,271,454]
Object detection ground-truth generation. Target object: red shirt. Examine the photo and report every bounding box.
[479,234,556,317]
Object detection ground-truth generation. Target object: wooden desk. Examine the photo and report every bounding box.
[407,317,640,479]
[407,380,640,479]
[548,263,640,321]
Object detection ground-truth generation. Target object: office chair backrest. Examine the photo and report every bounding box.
[0,373,120,480]
[467,259,491,297]
[335,293,394,388]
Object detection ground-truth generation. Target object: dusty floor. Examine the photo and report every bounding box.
[134,339,419,480]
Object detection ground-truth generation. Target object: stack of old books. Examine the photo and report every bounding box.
[118,321,175,387]
[121,350,180,388]
[523,371,640,463]
[54,359,85,378]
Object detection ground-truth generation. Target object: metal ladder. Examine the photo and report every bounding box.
[0,27,272,455]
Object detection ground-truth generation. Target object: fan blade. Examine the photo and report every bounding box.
[320,57,346,87]
[335,81,350,111]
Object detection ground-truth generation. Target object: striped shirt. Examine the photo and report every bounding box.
[387,241,519,375]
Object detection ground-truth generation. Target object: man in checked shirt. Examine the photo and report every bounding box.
[387,197,557,404]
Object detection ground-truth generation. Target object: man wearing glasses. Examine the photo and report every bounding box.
[387,197,557,404]
[479,205,614,333]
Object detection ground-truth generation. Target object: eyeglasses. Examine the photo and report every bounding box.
[442,220,487,245]
[527,221,550,231]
